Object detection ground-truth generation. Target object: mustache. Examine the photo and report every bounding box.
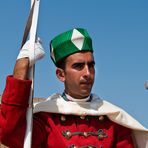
[80,78,93,84]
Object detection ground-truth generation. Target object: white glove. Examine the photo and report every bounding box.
[17,37,45,67]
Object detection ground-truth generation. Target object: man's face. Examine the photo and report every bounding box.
[63,51,95,99]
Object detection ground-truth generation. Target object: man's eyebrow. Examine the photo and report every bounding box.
[89,61,95,64]
[72,62,85,67]
[87,60,95,65]
[72,60,95,65]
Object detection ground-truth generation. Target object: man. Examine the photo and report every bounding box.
[0,28,148,148]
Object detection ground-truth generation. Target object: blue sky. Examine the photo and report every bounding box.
[0,0,148,128]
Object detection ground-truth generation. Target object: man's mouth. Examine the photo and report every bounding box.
[80,80,92,84]
[80,81,92,87]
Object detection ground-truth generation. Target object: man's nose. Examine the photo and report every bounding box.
[84,65,91,76]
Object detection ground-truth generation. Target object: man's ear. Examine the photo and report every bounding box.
[56,68,65,82]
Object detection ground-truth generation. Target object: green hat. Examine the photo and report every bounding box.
[50,28,93,66]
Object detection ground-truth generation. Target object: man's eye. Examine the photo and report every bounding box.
[72,63,84,70]
[89,63,95,69]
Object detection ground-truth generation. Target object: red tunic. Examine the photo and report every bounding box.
[0,76,134,148]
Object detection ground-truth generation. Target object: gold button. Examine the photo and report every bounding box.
[83,132,88,137]
[98,134,104,140]
[98,115,104,121]
[67,131,71,137]
[61,115,66,121]
[80,116,85,119]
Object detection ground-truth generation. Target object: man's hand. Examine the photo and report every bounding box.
[13,38,45,80]
[17,37,45,67]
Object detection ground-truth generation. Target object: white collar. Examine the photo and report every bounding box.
[65,93,90,102]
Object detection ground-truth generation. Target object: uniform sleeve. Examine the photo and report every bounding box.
[114,123,134,148]
[0,76,46,147]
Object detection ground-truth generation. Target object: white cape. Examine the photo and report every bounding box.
[33,94,148,148]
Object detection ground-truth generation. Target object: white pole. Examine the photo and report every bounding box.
[23,0,40,147]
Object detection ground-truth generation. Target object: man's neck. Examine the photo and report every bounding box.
[64,93,90,102]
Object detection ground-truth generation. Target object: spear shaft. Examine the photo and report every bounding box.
[23,0,40,147]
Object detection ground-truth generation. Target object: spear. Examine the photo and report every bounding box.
[21,0,41,147]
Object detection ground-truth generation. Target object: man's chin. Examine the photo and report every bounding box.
[80,90,91,98]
